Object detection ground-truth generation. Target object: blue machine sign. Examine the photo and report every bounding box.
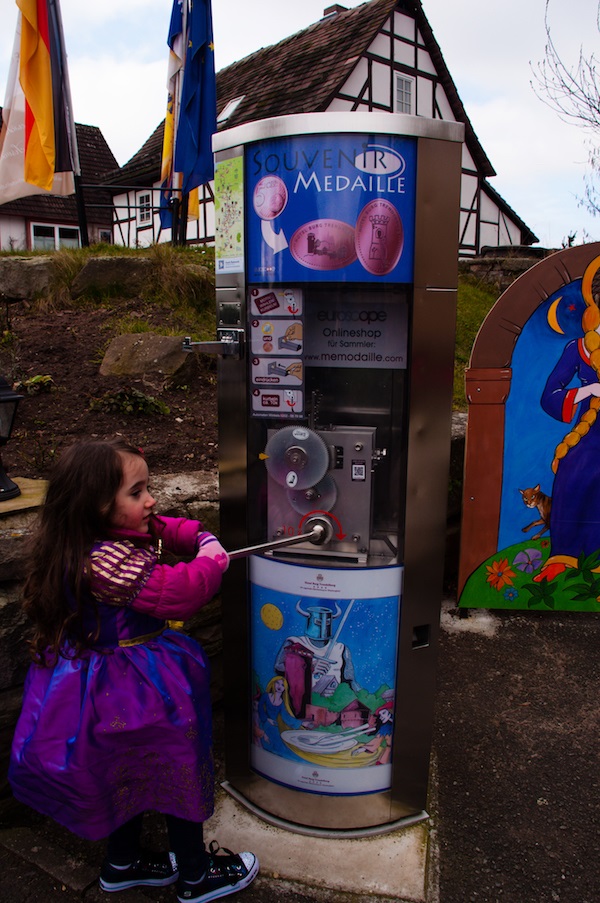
[247,134,417,284]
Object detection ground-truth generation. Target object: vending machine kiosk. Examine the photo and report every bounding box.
[201,112,462,833]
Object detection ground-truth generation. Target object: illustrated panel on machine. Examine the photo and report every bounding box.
[246,133,417,285]
[250,557,402,797]
[249,286,305,417]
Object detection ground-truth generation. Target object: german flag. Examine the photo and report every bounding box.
[18,0,76,191]
[0,0,78,202]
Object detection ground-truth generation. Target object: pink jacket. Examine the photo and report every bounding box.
[89,516,223,622]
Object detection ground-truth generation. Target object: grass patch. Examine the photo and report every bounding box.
[108,316,179,337]
[145,243,215,337]
[7,244,218,342]
[454,274,498,410]
[3,245,499,405]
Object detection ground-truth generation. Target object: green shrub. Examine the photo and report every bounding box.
[16,374,55,394]
[90,387,170,416]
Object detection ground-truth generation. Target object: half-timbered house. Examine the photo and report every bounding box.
[110,0,537,254]
[0,121,118,251]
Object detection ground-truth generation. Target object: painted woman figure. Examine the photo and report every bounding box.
[539,258,600,580]
[257,676,306,757]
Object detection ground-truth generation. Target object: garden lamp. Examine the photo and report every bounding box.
[0,377,23,501]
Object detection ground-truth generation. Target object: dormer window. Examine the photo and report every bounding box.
[217,96,245,126]
[395,75,413,114]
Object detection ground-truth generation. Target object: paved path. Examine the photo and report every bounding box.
[1,602,598,903]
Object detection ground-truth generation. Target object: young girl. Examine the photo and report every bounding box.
[9,439,258,903]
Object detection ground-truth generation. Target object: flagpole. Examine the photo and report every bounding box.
[178,191,189,245]
[47,0,88,246]
[73,174,89,246]
[171,0,188,246]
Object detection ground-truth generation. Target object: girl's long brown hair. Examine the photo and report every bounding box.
[23,439,145,665]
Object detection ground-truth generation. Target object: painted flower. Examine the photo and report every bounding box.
[486,558,516,590]
[513,548,543,573]
[504,587,519,602]
[541,539,550,548]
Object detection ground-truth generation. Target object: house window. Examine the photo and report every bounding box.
[138,193,152,225]
[58,227,80,249]
[395,75,413,114]
[32,224,80,250]
[32,225,55,251]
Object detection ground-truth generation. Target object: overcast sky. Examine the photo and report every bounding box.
[1,0,599,248]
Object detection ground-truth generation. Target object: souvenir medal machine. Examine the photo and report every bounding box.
[199,112,462,833]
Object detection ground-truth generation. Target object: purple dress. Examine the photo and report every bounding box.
[9,517,223,841]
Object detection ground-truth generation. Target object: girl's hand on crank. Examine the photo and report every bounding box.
[196,532,230,572]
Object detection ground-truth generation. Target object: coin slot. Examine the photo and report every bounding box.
[412,624,430,649]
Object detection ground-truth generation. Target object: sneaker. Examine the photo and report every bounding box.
[99,850,178,891]
[177,842,259,902]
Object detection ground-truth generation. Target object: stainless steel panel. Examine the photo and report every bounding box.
[265,425,377,562]
[222,773,419,832]
[388,136,461,812]
[214,111,464,154]
[215,268,252,782]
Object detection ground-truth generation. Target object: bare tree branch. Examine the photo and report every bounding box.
[532,1,600,220]
[531,0,600,130]
[582,144,600,216]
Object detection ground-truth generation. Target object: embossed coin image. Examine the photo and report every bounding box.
[290,219,357,270]
[253,176,288,220]
[355,198,404,276]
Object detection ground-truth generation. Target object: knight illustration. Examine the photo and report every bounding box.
[274,600,361,718]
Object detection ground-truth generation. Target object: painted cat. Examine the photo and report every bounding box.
[519,485,551,540]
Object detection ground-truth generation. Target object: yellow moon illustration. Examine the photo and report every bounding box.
[260,603,284,630]
[547,296,564,334]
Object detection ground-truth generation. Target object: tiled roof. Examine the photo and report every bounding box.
[114,0,493,188]
[216,0,399,127]
[0,120,118,227]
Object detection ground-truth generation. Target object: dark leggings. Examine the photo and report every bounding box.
[107,814,209,880]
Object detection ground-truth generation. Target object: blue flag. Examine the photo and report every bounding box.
[168,0,183,48]
[174,0,216,195]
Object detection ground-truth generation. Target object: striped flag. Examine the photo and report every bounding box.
[174,0,216,194]
[160,0,216,230]
[0,0,79,203]
[159,0,185,227]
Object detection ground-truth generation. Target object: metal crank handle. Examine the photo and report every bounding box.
[228,519,331,560]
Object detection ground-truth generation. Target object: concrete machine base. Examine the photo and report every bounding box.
[205,785,435,902]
